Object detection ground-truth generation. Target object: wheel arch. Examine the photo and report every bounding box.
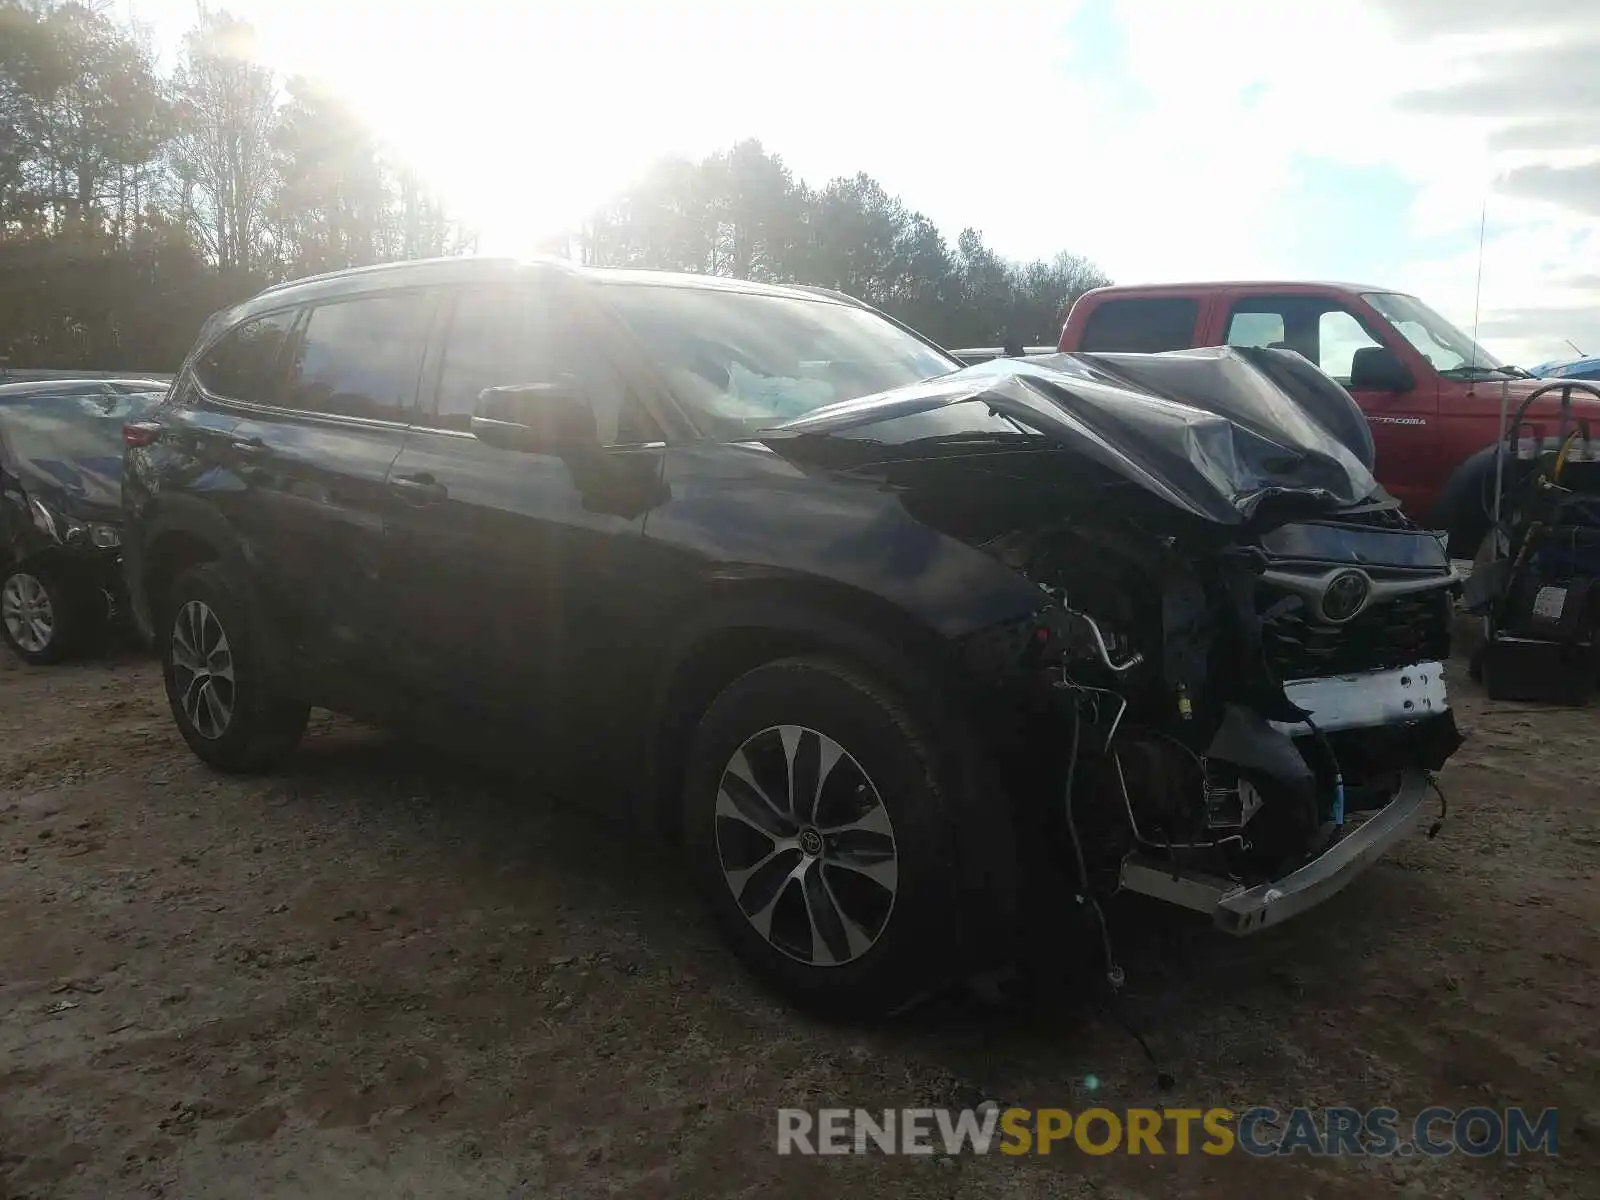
[137,498,241,621]
[144,528,224,616]
[645,575,977,834]
[3,545,111,614]
[135,502,295,692]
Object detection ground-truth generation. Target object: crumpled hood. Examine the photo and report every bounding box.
[761,346,1381,525]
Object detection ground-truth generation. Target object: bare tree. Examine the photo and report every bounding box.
[168,7,276,272]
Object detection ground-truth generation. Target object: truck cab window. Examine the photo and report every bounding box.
[1224,296,1382,383]
[1080,298,1199,353]
[1225,311,1284,348]
[1318,310,1382,381]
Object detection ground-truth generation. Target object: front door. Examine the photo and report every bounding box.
[383,277,667,756]
[1221,292,1439,512]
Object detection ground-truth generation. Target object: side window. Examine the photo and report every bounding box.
[193,311,297,405]
[1080,298,1199,353]
[1224,296,1383,382]
[429,285,658,445]
[1224,310,1285,348]
[1317,310,1382,381]
[284,293,432,421]
[432,287,563,432]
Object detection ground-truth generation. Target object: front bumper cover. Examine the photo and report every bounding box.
[1118,768,1431,935]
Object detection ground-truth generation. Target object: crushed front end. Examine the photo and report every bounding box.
[970,502,1461,935]
[767,347,1466,936]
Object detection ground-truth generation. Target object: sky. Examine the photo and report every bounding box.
[128,0,1599,366]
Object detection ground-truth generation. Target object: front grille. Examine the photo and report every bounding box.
[1262,586,1453,680]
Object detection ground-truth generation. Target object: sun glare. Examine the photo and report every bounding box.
[241,2,669,255]
[237,0,1017,259]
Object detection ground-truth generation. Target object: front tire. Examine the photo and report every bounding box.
[682,656,968,1017]
[160,563,308,773]
[0,564,81,665]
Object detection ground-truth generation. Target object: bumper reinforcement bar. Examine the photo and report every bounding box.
[1117,769,1430,935]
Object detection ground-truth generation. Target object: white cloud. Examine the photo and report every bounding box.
[1355,0,1600,362]
[1087,0,1600,364]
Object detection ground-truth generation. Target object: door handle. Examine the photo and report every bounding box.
[230,436,267,455]
[389,473,448,504]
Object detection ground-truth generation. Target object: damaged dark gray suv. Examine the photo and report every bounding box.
[122,258,1462,1014]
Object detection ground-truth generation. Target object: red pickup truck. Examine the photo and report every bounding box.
[1058,281,1600,555]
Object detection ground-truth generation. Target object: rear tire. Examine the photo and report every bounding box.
[0,564,81,665]
[682,656,971,1017]
[160,563,308,773]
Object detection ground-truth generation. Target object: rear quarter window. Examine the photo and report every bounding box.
[1080,297,1200,353]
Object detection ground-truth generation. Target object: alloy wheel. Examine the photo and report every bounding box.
[714,724,899,967]
[1,573,55,654]
[170,599,236,739]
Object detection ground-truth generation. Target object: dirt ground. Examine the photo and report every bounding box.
[1,638,1597,1200]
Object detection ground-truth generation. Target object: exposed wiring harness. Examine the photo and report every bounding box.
[1426,772,1448,840]
[1061,696,1117,985]
[1060,689,1174,1090]
[1301,713,1345,832]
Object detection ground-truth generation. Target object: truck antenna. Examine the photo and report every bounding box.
[1566,338,1586,358]
[1470,197,1487,376]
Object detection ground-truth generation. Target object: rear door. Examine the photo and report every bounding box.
[176,307,298,522]
[383,275,667,749]
[224,289,435,709]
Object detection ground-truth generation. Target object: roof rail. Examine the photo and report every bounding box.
[255,254,527,298]
[787,283,869,308]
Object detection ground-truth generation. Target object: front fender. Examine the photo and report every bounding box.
[645,444,1052,643]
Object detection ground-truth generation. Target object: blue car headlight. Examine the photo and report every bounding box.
[26,497,106,547]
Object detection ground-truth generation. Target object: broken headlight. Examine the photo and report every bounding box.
[26,497,118,548]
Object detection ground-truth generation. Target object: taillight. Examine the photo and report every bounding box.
[123,421,163,448]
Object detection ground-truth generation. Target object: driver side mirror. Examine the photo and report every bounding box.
[471,377,598,454]
[1349,346,1415,393]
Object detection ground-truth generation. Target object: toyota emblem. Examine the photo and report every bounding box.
[1321,570,1371,623]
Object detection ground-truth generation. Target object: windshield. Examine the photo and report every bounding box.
[599,283,958,437]
[1363,292,1506,375]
